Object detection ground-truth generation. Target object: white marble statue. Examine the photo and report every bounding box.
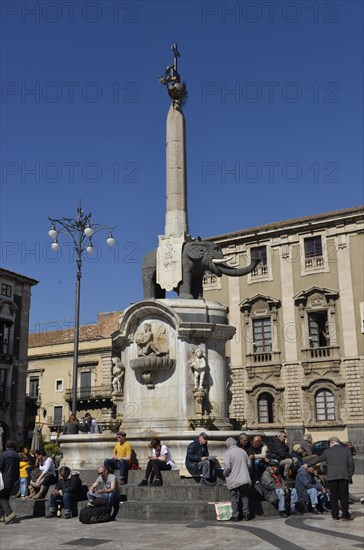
[190,349,207,390]
[111,357,125,395]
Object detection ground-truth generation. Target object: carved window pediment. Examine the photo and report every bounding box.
[294,287,339,308]
[240,294,281,314]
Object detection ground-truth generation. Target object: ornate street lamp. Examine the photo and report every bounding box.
[48,201,115,416]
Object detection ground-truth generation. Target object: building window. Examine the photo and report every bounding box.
[29,376,39,399]
[54,405,63,425]
[1,284,12,298]
[251,246,268,278]
[308,311,329,348]
[304,236,324,269]
[258,392,274,423]
[253,318,272,353]
[80,371,91,399]
[55,379,63,392]
[315,389,335,421]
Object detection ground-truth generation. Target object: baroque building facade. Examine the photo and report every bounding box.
[203,206,364,449]
[0,268,38,446]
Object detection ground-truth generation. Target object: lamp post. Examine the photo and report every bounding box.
[48,201,115,416]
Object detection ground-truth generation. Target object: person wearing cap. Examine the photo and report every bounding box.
[295,464,328,514]
[224,437,251,521]
[307,436,355,521]
[185,433,216,485]
[104,432,132,485]
[291,444,304,477]
[299,433,317,462]
[260,459,289,518]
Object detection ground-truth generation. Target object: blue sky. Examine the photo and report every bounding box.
[1,0,363,330]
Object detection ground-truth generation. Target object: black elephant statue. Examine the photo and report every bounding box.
[142,240,260,300]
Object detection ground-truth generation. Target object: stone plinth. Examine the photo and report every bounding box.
[112,299,235,434]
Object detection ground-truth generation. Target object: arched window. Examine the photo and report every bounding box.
[315,389,335,421]
[258,392,274,423]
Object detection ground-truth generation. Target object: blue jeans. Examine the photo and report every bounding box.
[49,491,75,514]
[20,478,28,497]
[104,458,130,482]
[87,491,114,507]
[275,488,286,512]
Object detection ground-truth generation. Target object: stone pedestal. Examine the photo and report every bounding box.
[112,299,235,435]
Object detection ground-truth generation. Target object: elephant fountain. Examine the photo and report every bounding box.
[142,239,260,299]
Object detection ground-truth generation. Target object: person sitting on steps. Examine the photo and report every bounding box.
[87,466,119,520]
[185,432,219,486]
[28,449,56,500]
[45,466,84,519]
[138,439,177,487]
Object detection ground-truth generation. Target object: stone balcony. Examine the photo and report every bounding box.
[245,351,282,378]
[301,345,341,375]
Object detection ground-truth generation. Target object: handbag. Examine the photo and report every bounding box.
[79,505,111,524]
[0,472,4,491]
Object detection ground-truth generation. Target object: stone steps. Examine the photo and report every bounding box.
[10,469,280,522]
[124,484,231,502]
[117,500,217,521]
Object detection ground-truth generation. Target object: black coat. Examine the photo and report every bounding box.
[308,444,355,481]
[55,473,83,497]
[269,438,291,460]
[0,449,20,489]
[185,438,209,475]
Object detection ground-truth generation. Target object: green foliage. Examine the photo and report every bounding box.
[44,442,61,458]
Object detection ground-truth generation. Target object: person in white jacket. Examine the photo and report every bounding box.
[224,437,252,522]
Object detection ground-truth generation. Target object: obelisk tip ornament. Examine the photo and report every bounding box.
[157,44,189,292]
[159,43,188,108]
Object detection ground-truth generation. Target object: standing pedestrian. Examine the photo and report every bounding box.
[307,436,355,521]
[224,437,252,521]
[0,440,20,524]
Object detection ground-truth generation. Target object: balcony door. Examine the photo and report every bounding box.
[80,371,91,399]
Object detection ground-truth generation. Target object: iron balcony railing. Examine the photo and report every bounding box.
[64,385,112,402]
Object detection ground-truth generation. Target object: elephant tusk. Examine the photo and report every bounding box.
[212,256,234,265]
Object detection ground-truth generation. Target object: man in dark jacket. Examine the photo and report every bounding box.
[295,465,327,513]
[0,440,20,524]
[46,466,84,519]
[307,436,355,521]
[269,431,293,479]
[185,433,215,485]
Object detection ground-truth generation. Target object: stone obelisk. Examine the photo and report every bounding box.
[157,44,189,292]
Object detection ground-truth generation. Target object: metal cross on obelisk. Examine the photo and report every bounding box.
[156,45,189,293]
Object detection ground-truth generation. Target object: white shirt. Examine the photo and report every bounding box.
[152,445,176,468]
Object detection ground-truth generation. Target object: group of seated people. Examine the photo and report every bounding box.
[8,430,360,522]
[237,430,317,482]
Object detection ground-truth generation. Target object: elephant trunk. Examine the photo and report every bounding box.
[215,257,260,276]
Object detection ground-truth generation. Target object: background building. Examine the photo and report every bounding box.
[0,268,38,447]
[203,206,364,449]
[26,207,364,450]
[27,311,120,442]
